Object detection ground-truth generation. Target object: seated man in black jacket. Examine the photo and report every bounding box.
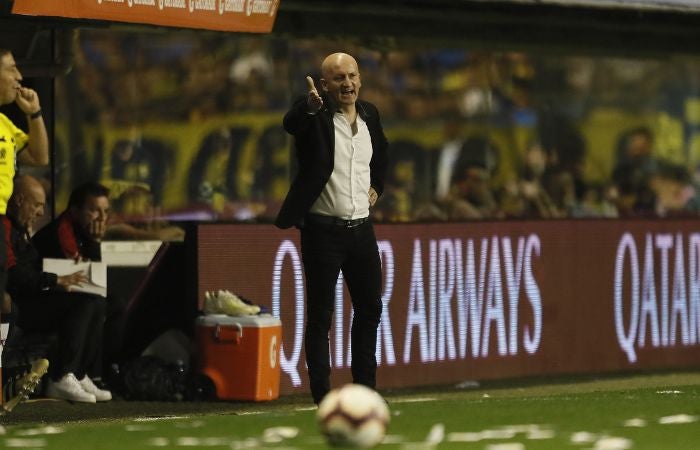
[5,175,111,402]
[32,181,125,384]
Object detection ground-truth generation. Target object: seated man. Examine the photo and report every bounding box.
[5,175,111,402]
[32,181,125,387]
[32,181,110,261]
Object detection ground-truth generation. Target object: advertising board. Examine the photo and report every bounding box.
[196,220,700,394]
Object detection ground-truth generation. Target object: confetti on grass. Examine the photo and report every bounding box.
[570,431,597,444]
[425,423,445,444]
[5,438,47,447]
[14,426,65,436]
[623,418,647,427]
[126,424,157,431]
[485,444,525,450]
[146,437,169,446]
[448,425,554,442]
[593,436,633,450]
[658,414,698,424]
[262,426,299,443]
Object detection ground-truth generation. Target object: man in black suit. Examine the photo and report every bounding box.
[276,52,389,404]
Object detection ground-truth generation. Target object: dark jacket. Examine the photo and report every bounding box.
[3,216,58,301]
[32,212,102,261]
[275,94,389,229]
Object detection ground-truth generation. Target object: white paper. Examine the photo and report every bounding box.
[42,258,107,297]
[0,322,8,367]
[101,240,162,267]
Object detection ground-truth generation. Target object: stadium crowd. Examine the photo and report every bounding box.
[52,30,700,223]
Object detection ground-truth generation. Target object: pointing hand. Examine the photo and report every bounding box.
[306,76,323,113]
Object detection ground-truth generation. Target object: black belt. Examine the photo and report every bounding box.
[306,214,369,228]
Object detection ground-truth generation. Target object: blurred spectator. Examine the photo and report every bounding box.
[508,140,560,219]
[539,114,588,202]
[544,169,580,218]
[614,126,657,178]
[610,162,655,217]
[374,142,422,222]
[445,137,501,220]
[105,185,185,241]
[435,119,465,201]
[649,160,700,217]
[110,127,172,208]
[610,126,659,217]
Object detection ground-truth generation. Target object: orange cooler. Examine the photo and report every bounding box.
[195,314,282,401]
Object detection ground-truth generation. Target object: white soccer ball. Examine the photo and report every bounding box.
[316,384,390,448]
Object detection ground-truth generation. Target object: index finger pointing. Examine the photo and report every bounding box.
[306,76,317,92]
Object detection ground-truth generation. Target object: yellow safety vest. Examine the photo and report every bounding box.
[0,113,27,214]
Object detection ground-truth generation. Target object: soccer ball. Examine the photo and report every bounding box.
[316,384,390,448]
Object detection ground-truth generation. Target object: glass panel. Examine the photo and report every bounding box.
[54,28,700,225]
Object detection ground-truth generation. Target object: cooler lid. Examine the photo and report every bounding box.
[196,314,281,328]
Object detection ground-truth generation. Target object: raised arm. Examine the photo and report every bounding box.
[282,75,325,135]
[15,87,48,166]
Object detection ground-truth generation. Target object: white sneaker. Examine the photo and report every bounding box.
[79,376,112,402]
[217,290,261,316]
[46,373,96,403]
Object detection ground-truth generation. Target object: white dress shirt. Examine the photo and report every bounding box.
[310,112,373,219]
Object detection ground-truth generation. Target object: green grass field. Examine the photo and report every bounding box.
[1,371,699,449]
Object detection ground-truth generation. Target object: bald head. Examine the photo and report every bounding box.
[319,52,361,110]
[14,174,44,196]
[321,53,359,78]
[11,174,46,232]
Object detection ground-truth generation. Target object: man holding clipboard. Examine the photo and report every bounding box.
[4,175,111,403]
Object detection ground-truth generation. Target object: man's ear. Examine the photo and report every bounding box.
[13,193,24,207]
[320,78,328,92]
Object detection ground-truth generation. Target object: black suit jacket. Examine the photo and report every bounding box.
[275,94,389,229]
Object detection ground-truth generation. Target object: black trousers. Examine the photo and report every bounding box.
[300,219,383,404]
[17,292,106,381]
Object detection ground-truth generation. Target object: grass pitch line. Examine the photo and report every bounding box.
[293,406,316,411]
[133,415,190,421]
[173,420,206,429]
[390,397,436,403]
[125,424,157,431]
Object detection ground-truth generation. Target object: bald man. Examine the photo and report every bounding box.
[5,175,111,403]
[276,53,389,404]
[0,49,49,353]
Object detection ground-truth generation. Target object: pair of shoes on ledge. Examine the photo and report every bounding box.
[46,373,112,403]
[203,290,260,316]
